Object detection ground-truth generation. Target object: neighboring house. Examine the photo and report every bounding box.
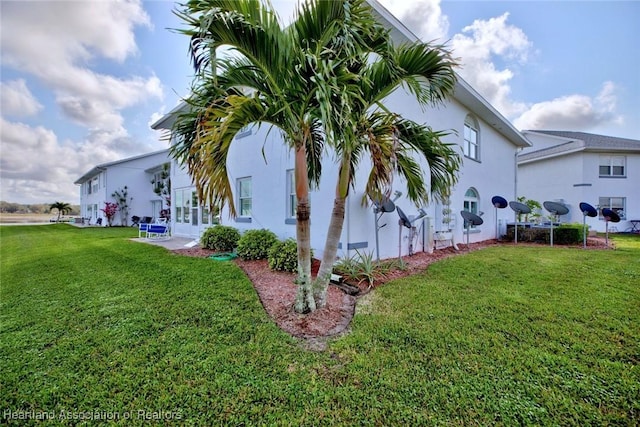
[74,149,171,226]
[151,1,532,259]
[518,130,640,233]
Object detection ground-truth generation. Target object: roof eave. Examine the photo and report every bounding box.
[151,102,188,130]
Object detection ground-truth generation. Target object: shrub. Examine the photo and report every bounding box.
[504,223,584,245]
[237,229,278,260]
[268,239,304,272]
[201,225,240,252]
[555,224,583,245]
[334,250,379,287]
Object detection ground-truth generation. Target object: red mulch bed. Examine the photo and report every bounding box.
[172,237,610,340]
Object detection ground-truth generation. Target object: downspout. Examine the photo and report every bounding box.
[514,147,522,225]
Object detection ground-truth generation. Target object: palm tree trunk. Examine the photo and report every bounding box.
[313,158,351,308]
[313,196,346,308]
[293,144,315,313]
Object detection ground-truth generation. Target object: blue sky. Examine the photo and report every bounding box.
[1,0,638,204]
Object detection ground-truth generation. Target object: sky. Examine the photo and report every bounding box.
[1,0,638,205]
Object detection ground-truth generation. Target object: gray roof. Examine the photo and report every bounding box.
[528,130,640,150]
[519,130,640,163]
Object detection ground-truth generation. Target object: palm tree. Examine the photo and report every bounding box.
[311,42,461,307]
[171,0,386,313]
[49,201,72,222]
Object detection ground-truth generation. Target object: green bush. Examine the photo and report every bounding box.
[268,238,306,272]
[237,229,278,260]
[555,224,583,244]
[200,225,240,252]
[505,227,548,243]
[504,223,584,245]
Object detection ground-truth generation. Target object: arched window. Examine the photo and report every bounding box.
[464,187,480,228]
[464,115,480,161]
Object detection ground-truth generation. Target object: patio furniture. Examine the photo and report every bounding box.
[138,223,150,238]
[146,224,170,240]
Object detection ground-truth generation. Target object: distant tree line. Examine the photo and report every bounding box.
[0,201,80,215]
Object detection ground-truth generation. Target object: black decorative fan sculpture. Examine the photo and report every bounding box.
[509,201,531,244]
[461,210,483,251]
[492,196,508,209]
[543,201,569,247]
[579,202,597,248]
[602,208,620,247]
[491,196,508,241]
[396,206,412,229]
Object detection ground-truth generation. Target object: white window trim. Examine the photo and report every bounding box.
[463,188,480,229]
[238,177,252,218]
[599,155,626,178]
[286,169,296,222]
[463,116,480,162]
[598,196,626,220]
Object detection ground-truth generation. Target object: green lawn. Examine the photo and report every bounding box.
[1,225,638,425]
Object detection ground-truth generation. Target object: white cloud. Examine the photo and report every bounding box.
[0,79,43,117]
[513,82,623,131]
[0,116,145,204]
[0,118,80,203]
[451,13,532,117]
[0,0,162,133]
[379,0,449,42]
[0,0,164,203]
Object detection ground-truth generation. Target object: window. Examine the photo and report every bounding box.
[238,177,252,217]
[599,155,626,177]
[87,182,92,195]
[175,191,183,223]
[464,115,480,161]
[463,187,480,228]
[599,197,626,220]
[153,171,164,192]
[173,189,191,223]
[182,190,190,223]
[91,177,99,193]
[191,191,198,226]
[286,169,296,219]
[202,204,210,225]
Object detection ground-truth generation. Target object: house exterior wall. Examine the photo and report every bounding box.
[76,151,170,225]
[79,172,109,223]
[518,153,583,221]
[519,144,640,233]
[167,88,525,259]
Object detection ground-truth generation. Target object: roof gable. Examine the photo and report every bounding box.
[526,130,640,150]
[519,130,640,164]
[74,149,170,184]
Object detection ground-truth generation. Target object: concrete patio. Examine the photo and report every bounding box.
[132,236,199,250]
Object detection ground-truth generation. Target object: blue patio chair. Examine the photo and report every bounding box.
[138,223,150,238]
[146,224,170,240]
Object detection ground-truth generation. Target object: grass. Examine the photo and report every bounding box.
[1,225,638,425]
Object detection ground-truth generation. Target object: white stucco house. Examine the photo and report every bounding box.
[150,0,532,259]
[74,149,171,226]
[518,130,640,233]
